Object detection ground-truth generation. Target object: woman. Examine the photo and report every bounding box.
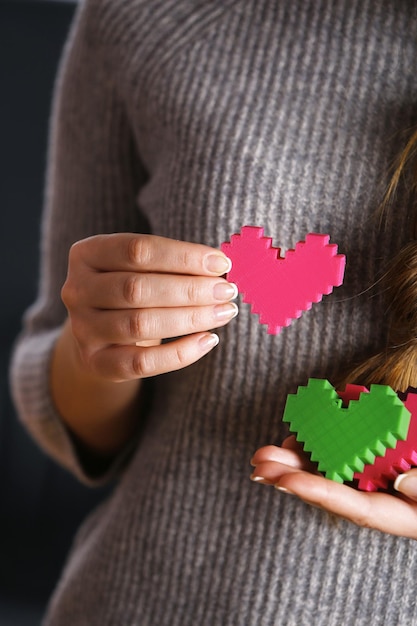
[11,1,417,624]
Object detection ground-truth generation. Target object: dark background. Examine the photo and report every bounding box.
[0,2,110,623]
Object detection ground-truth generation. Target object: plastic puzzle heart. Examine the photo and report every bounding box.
[354,387,417,491]
[221,226,346,334]
[283,379,411,483]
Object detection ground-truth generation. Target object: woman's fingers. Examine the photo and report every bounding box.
[88,332,220,381]
[73,272,238,309]
[71,233,232,275]
[274,470,417,539]
[73,302,238,347]
[250,445,417,539]
[250,446,317,484]
[251,444,311,469]
[251,442,317,475]
[250,460,309,484]
[63,233,237,381]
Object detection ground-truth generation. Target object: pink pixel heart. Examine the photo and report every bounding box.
[221,226,346,333]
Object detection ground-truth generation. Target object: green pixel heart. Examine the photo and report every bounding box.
[283,379,411,483]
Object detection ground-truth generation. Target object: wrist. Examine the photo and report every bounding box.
[50,318,143,456]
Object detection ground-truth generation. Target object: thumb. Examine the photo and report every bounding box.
[394,468,417,501]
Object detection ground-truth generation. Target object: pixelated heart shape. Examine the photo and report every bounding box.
[283,379,411,483]
[354,387,417,491]
[221,226,346,334]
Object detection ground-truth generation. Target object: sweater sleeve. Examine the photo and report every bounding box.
[9,1,149,486]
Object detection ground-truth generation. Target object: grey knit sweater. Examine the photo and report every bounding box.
[10,1,417,624]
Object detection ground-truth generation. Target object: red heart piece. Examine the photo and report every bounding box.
[337,384,369,406]
[221,226,346,333]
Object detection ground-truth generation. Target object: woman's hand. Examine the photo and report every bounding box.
[51,232,237,457]
[251,437,417,539]
[62,232,238,382]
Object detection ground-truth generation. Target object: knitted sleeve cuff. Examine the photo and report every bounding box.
[10,328,132,487]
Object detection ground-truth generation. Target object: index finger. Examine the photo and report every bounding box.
[73,233,232,276]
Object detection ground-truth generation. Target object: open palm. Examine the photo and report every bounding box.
[251,437,417,539]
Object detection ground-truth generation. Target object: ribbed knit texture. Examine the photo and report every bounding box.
[10,1,417,624]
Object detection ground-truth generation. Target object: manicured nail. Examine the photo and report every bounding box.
[274,484,294,494]
[213,282,238,302]
[199,333,219,352]
[204,254,232,275]
[214,302,239,320]
[250,474,266,483]
[394,473,417,498]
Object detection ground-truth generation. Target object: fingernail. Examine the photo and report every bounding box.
[204,254,232,275]
[213,282,238,301]
[199,333,219,352]
[394,473,417,498]
[274,484,294,495]
[250,474,266,483]
[214,302,239,321]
